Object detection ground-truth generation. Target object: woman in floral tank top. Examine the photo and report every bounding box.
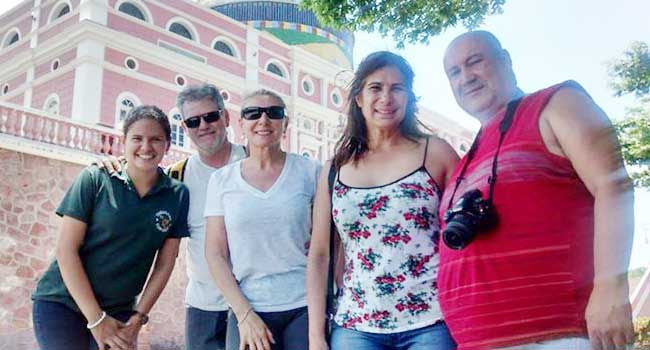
[306,51,459,350]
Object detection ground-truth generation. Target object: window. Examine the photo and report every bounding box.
[266,63,284,77]
[171,113,185,147]
[331,90,342,107]
[124,57,138,70]
[57,5,70,18]
[2,84,9,95]
[118,98,135,121]
[43,94,60,115]
[55,4,70,19]
[51,59,60,71]
[301,75,314,96]
[115,92,141,124]
[3,29,20,48]
[9,33,18,45]
[169,22,192,40]
[48,2,72,23]
[118,2,146,21]
[213,40,234,56]
[175,75,186,87]
[220,90,230,102]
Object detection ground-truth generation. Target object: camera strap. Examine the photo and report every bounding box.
[446,97,524,210]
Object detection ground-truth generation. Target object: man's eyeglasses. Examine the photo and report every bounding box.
[183,110,222,129]
[241,106,286,120]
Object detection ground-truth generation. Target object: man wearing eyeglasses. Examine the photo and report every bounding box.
[173,84,247,350]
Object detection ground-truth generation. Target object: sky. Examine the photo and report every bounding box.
[0,0,648,269]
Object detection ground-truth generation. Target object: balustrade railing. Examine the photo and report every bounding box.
[0,102,191,166]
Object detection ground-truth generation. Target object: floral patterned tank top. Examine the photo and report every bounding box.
[332,141,444,333]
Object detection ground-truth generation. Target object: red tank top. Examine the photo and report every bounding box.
[438,81,594,349]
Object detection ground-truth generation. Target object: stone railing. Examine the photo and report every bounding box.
[0,102,191,166]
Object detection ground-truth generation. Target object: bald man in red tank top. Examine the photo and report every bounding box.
[438,30,634,350]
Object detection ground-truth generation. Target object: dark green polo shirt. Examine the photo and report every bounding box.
[32,165,190,314]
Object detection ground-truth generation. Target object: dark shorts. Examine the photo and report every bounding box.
[226,306,308,350]
[32,300,133,350]
[185,307,228,350]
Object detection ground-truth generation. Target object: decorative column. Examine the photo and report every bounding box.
[70,0,108,124]
[23,0,42,108]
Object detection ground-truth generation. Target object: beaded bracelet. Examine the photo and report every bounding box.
[87,311,107,330]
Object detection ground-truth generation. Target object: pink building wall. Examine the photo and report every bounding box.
[2,72,27,97]
[39,0,80,27]
[100,70,178,126]
[260,36,290,60]
[107,13,246,78]
[298,72,322,104]
[34,48,76,80]
[326,83,344,112]
[31,70,75,117]
[0,39,29,66]
[38,14,79,45]
[259,71,290,96]
[157,0,246,38]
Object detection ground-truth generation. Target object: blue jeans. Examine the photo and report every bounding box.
[32,300,133,350]
[185,307,228,350]
[330,321,456,350]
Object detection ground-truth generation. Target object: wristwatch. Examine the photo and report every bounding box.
[133,310,149,325]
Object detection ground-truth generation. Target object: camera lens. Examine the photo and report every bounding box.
[442,220,476,250]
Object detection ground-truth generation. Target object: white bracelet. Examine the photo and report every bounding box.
[87,311,107,329]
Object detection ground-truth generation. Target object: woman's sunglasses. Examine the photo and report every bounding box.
[241,106,286,120]
[183,110,222,129]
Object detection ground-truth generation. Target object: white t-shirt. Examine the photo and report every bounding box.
[184,144,247,311]
[204,153,321,312]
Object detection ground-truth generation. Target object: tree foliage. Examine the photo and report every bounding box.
[609,42,650,187]
[609,42,650,97]
[300,0,505,47]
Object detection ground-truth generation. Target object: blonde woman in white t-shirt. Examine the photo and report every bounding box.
[205,89,321,350]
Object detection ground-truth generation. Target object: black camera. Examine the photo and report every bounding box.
[442,189,497,250]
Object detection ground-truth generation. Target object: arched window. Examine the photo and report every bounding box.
[213,41,234,56]
[43,94,60,115]
[118,98,135,121]
[266,63,284,77]
[169,22,192,40]
[57,4,70,18]
[3,29,20,48]
[8,33,19,45]
[118,2,146,21]
[170,112,185,147]
[115,92,140,125]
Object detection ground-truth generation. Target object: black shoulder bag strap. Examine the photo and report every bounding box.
[325,162,337,337]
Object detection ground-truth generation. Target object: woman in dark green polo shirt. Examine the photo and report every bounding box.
[32,105,190,350]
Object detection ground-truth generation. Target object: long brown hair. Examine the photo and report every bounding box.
[333,51,429,169]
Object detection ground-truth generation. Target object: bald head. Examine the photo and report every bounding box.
[443,31,520,123]
[446,31,504,58]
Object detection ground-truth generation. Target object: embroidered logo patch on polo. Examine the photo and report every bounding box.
[155,210,172,233]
